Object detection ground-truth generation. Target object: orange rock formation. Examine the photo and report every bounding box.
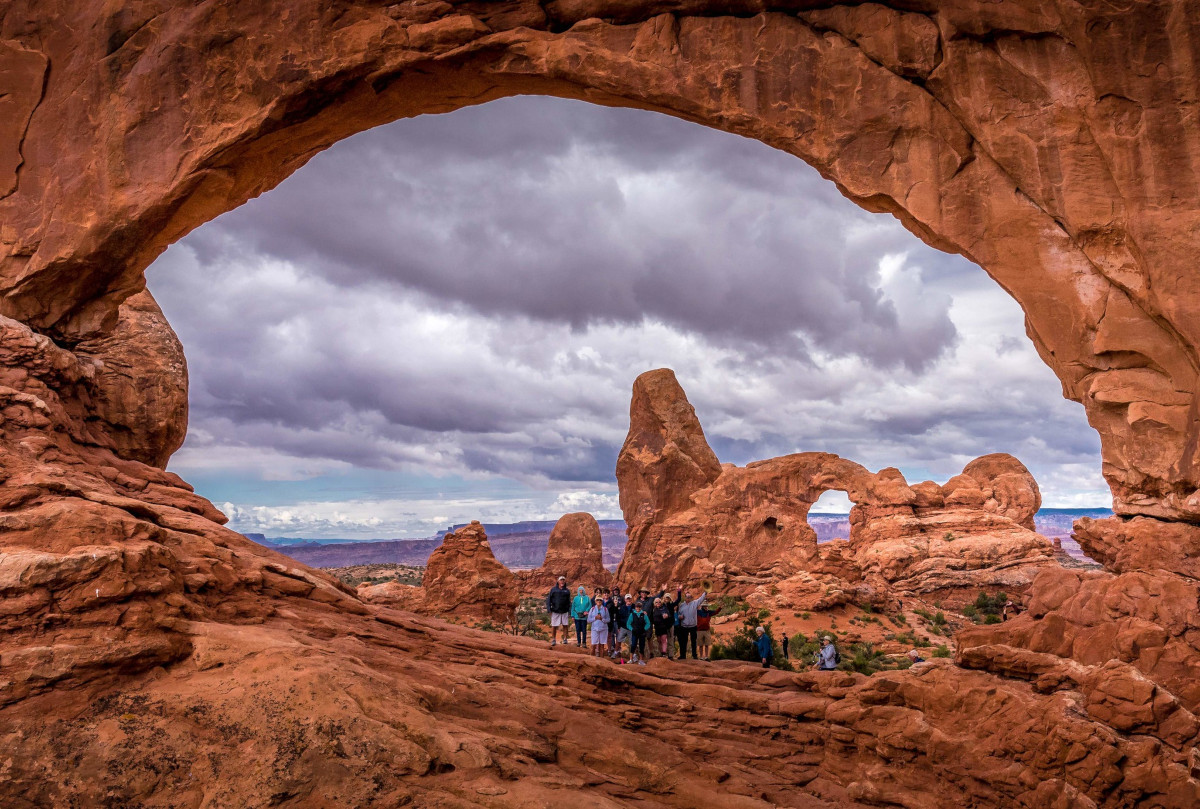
[2,2,1200,806]
[616,369,1056,603]
[517,511,612,594]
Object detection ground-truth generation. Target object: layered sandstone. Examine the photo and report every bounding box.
[517,511,612,594]
[420,521,518,623]
[2,2,1200,807]
[615,370,1056,600]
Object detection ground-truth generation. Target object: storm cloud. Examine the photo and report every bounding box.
[148,96,1107,538]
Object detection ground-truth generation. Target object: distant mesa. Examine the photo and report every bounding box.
[614,369,1057,605]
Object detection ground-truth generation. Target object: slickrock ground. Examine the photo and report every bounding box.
[616,370,1056,605]
[517,511,613,594]
[4,1,1200,806]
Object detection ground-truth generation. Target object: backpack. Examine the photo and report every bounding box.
[833,648,842,665]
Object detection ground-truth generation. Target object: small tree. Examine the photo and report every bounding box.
[711,614,794,671]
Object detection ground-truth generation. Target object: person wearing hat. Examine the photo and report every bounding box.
[545,576,572,647]
[817,636,839,670]
[605,587,622,657]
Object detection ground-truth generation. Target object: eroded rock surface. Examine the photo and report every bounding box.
[421,521,519,623]
[517,511,612,593]
[2,2,1200,807]
[615,370,1056,602]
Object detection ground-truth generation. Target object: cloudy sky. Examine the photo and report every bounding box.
[146,96,1109,539]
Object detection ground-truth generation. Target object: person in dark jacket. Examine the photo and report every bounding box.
[627,603,651,665]
[605,588,622,657]
[614,594,634,660]
[755,626,773,669]
[546,577,572,647]
[676,586,706,660]
[651,597,675,659]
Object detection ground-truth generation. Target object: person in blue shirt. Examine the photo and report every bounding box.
[570,586,591,647]
[586,588,610,657]
[754,625,773,669]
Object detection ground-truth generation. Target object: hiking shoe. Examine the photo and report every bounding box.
[637,661,646,666]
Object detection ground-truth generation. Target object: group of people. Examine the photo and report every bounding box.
[546,577,931,671]
[544,577,714,666]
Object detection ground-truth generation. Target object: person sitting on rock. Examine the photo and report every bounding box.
[571,586,592,647]
[907,649,925,664]
[627,602,651,666]
[1002,600,1019,621]
[755,625,774,669]
[587,588,610,657]
[546,576,572,647]
[817,636,839,671]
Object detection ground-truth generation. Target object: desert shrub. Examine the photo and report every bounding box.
[757,608,771,620]
[887,612,908,627]
[932,644,952,658]
[943,532,955,542]
[913,608,935,623]
[974,591,1008,616]
[961,604,979,620]
[983,614,1002,625]
[711,614,793,670]
[801,612,812,620]
[713,595,750,616]
[838,642,888,675]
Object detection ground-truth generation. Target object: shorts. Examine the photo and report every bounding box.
[550,612,570,627]
[697,630,712,646]
[590,625,609,645]
[616,628,632,645]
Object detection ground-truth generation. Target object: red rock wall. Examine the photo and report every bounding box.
[3,3,1200,806]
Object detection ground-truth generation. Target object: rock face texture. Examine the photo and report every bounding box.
[3,1,1200,524]
[615,370,1056,601]
[2,2,1200,807]
[517,511,612,593]
[421,521,518,623]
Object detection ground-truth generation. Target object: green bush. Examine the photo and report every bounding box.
[983,614,1002,625]
[932,644,952,658]
[711,614,794,670]
[943,532,955,542]
[961,604,979,619]
[974,591,1008,616]
[757,608,771,620]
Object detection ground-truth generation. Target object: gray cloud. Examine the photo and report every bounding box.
[187,96,958,372]
[148,95,1106,527]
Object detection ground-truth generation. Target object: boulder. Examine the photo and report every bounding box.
[517,512,611,594]
[422,521,518,623]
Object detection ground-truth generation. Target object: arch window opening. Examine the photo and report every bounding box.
[144,95,1108,547]
[809,490,852,544]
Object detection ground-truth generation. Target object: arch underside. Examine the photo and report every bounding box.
[3,3,1200,806]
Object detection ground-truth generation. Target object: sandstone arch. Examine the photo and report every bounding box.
[5,3,1200,806]
[2,2,1200,534]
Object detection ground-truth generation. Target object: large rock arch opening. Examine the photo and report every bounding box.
[4,3,1200,806]
[3,2,1197,534]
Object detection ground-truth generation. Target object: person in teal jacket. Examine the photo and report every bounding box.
[571,586,592,647]
[627,603,651,665]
